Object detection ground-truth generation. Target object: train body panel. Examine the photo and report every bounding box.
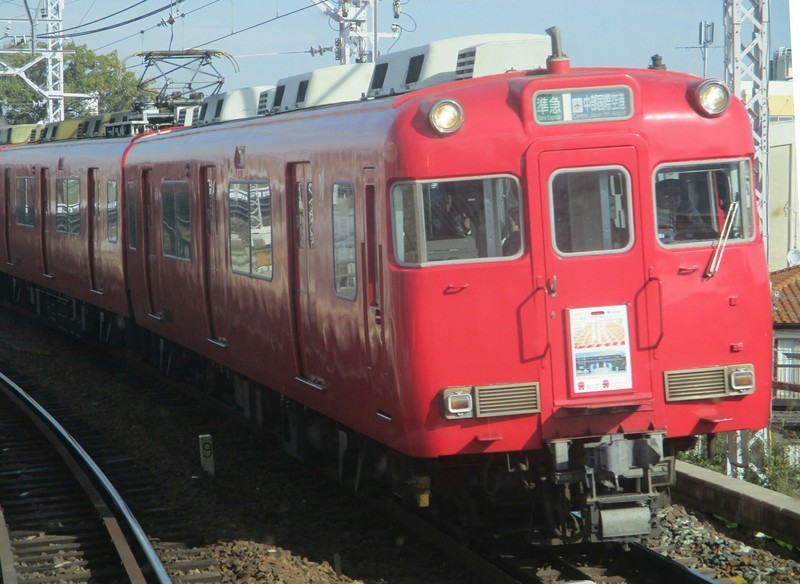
[0,34,773,544]
[121,104,402,445]
[378,67,770,458]
[0,138,131,316]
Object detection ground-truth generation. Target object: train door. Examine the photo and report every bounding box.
[200,165,226,347]
[362,169,385,386]
[39,167,52,278]
[289,162,323,387]
[142,169,162,319]
[533,146,652,429]
[87,168,101,293]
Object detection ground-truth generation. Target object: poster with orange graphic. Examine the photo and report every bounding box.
[569,305,632,393]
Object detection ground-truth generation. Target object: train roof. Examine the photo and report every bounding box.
[0,31,725,147]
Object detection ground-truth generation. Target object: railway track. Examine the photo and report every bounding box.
[378,492,723,583]
[1,308,797,583]
[0,369,169,583]
[0,366,222,583]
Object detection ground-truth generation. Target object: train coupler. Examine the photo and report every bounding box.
[546,432,674,543]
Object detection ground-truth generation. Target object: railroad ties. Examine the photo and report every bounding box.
[0,366,222,583]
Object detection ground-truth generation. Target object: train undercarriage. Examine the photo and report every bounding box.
[1,273,678,546]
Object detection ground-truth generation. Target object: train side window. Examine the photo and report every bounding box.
[126,180,138,250]
[550,167,632,255]
[228,181,273,280]
[14,177,35,227]
[107,179,118,243]
[332,182,356,300]
[55,177,80,235]
[654,160,753,246]
[391,175,521,265]
[161,180,192,260]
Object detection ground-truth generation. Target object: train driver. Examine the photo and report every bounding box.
[502,206,521,255]
[656,178,707,243]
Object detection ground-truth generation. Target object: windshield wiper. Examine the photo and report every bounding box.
[705,201,739,278]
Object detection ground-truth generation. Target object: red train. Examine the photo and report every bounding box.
[0,30,772,544]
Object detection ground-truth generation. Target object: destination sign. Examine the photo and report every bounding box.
[534,87,633,124]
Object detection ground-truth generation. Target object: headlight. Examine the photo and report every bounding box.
[694,80,730,117]
[428,99,464,134]
[730,367,755,392]
[442,387,473,419]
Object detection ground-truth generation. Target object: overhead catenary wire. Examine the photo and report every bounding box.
[60,0,151,35]
[191,0,327,49]
[37,0,186,39]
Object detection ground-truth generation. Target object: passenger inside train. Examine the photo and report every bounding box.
[391,177,521,264]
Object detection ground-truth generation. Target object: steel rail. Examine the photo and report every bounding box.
[0,370,171,584]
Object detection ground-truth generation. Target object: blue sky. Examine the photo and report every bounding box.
[1,0,792,91]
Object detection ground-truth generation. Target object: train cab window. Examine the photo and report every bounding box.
[107,179,118,243]
[654,160,753,246]
[126,180,138,250]
[228,181,273,279]
[332,182,357,300]
[14,177,35,227]
[161,180,192,260]
[550,167,632,255]
[391,175,521,265]
[55,177,80,234]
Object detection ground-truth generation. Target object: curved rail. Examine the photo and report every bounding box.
[0,370,171,584]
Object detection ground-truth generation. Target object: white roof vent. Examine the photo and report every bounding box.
[368,33,550,97]
[257,88,274,116]
[270,63,374,113]
[196,85,273,126]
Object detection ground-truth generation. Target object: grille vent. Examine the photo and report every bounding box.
[664,365,754,402]
[257,90,272,116]
[665,368,727,401]
[475,383,540,417]
[455,48,477,79]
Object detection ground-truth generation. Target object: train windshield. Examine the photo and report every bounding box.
[549,166,632,255]
[391,176,521,265]
[654,160,753,246]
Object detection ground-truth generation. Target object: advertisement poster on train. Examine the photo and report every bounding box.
[569,305,632,393]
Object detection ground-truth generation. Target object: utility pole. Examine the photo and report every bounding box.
[312,0,399,64]
[699,21,715,79]
[676,21,720,79]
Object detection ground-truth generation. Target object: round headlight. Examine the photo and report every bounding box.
[695,80,730,116]
[429,99,464,134]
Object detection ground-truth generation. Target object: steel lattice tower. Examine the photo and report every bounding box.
[0,0,97,123]
[43,0,65,121]
[724,0,770,238]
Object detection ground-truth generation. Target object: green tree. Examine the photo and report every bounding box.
[1,43,141,124]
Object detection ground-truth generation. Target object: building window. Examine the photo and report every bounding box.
[55,177,81,234]
[161,180,192,260]
[229,181,272,279]
[332,182,356,300]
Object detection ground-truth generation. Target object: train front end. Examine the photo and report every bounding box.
[382,40,772,543]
